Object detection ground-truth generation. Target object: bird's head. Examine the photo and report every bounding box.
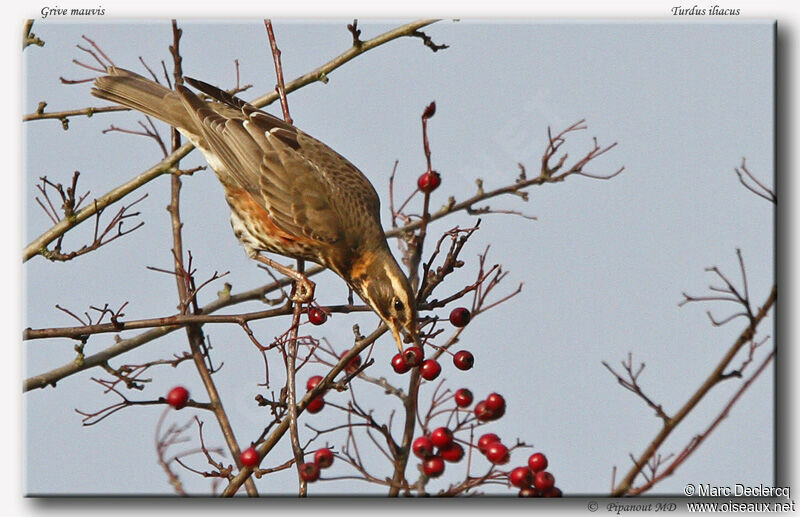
[350,249,419,353]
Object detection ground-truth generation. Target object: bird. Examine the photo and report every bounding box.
[91,67,418,352]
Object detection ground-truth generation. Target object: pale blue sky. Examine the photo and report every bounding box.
[22,19,775,497]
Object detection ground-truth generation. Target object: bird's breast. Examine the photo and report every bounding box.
[225,187,321,262]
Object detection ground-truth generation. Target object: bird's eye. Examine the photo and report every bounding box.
[393,299,404,312]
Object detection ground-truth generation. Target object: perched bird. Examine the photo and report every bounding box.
[92,67,418,351]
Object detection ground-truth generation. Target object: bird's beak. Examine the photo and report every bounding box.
[388,315,420,354]
[393,319,421,354]
[390,325,404,353]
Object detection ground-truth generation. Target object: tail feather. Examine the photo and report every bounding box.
[91,67,197,132]
[185,76,249,111]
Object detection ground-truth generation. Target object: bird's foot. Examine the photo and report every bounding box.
[252,253,316,304]
[290,276,316,304]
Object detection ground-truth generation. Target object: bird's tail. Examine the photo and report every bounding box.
[91,67,197,131]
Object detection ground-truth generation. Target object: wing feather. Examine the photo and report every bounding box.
[96,68,385,254]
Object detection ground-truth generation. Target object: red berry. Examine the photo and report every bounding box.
[299,461,320,482]
[430,427,454,448]
[452,350,474,370]
[474,400,494,421]
[391,353,410,374]
[528,452,548,473]
[490,405,506,420]
[419,359,442,380]
[477,433,501,454]
[509,466,533,488]
[314,448,334,469]
[412,436,435,459]
[542,486,562,497]
[417,171,441,193]
[308,307,327,325]
[533,471,555,491]
[454,388,473,407]
[239,446,259,468]
[485,442,510,465]
[403,346,424,367]
[306,395,325,414]
[485,392,506,412]
[439,442,464,463]
[166,386,189,409]
[306,375,323,391]
[340,349,362,375]
[422,455,445,478]
[449,307,471,327]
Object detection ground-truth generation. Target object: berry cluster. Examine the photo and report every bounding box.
[413,426,464,478]
[305,375,326,413]
[297,447,335,483]
[474,392,506,422]
[298,273,555,495]
[423,387,561,496]
[391,345,424,374]
[412,427,562,496]
[476,433,509,464]
[390,345,444,381]
[411,390,510,480]
[509,452,561,497]
[391,307,475,376]
[478,435,561,496]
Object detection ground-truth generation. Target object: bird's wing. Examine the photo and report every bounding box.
[180,77,383,247]
[248,111,384,247]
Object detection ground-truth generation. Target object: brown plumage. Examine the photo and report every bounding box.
[92,67,418,351]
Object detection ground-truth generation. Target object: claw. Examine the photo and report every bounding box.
[252,253,316,303]
[291,277,316,304]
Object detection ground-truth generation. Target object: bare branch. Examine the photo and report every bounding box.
[611,283,776,496]
[734,158,775,204]
[603,354,670,423]
[23,19,45,49]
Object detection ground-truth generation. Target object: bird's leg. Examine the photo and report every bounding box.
[253,254,315,303]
